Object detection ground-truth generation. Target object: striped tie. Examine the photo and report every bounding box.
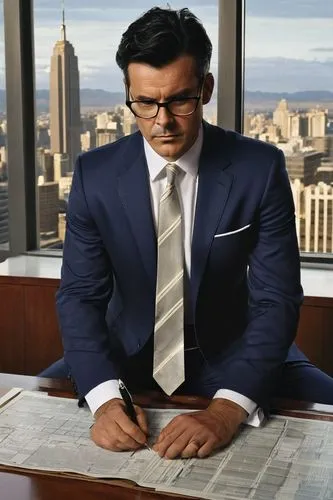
[153,163,185,395]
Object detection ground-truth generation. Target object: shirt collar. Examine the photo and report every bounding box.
[144,124,203,182]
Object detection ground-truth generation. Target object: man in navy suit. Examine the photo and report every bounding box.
[53,7,333,459]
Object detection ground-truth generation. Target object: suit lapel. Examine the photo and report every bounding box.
[116,126,234,304]
[117,135,157,290]
[191,124,233,310]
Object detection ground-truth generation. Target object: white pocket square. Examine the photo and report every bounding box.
[214,224,251,238]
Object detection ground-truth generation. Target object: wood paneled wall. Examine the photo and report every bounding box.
[0,276,333,376]
[0,277,62,375]
[296,297,333,376]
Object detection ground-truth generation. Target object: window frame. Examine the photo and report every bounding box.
[218,0,333,267]
[1,0,331,267]
[2,0,37,262]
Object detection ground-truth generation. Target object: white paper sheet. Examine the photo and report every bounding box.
[0,391,333,499]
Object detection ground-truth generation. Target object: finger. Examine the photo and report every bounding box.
[154,426,169,446]
[92,419,142,451]
[197,439,218,458]
[158,430,195,459]
[92,407,142,451]
[117,419,150,449]
[155,416,189,446]
[181,440,202,459]
[153,430,180,455]
[117,411,147,445]
[134,405,149,436]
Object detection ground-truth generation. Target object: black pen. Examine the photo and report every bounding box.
[118,379,151,451]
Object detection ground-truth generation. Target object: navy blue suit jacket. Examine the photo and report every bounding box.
[56,122,305,406]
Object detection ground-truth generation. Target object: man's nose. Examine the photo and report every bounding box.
[155,105,174,126]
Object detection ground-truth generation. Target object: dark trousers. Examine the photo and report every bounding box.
[39,345,333,406]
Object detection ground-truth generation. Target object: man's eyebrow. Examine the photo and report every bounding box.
[133,87,195,101]
[134,94,156,101]
[168,88,195,99]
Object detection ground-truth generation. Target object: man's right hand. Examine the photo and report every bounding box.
[90,398,149,451]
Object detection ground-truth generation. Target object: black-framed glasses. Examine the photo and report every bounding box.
[126,82,203,119]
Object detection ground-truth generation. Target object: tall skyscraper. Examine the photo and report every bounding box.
[273,99,289,139]
[50,4,81,171]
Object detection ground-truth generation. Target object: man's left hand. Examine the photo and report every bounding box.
[153,399,247,459]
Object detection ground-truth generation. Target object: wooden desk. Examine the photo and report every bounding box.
[1,374,333,500]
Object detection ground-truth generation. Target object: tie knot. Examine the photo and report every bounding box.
[166,163,179,186]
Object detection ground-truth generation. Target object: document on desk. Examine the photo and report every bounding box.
[0,391,333,499]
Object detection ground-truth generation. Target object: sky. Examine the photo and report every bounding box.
[0,0,333,93]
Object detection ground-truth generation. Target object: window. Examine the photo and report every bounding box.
[244,0,333,256]
[34,1,218,250]
[0,0,8,251]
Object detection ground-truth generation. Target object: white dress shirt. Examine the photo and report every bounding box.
[85,126,263,426]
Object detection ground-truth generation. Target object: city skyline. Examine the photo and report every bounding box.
[1,0,331,92]
[0,1,332,252]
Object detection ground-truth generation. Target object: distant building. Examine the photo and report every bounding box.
[49,7,81,171]
[37,148,54,182]
[243,113,251,137]
[287,113,308,139]
[43,151,54,183]
[285,151,322,186]
[273,99,289,139]
[307,109,328,138]
[81,116,96,134]
[38,182,59,245]
[58,174,73,201]
[0,146,6,164]
[290,179,305,250]
[258,123,281,144]
[53,153,70,183]
[304,182,333,253]
[37,126,50,149]
[305,136,333,158]
[96,112,110,130]
[96,129,118,147]
[316,165,333,185]
[123,106,138,136]
[95,119,123,147]
[81,130,95,152]
[58,213,66,242]
[291,179,333,253]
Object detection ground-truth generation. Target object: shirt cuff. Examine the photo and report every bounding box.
[213,389,265,427]
[85,380,122,415]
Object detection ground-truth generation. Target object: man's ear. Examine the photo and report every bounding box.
[202,73,214,105]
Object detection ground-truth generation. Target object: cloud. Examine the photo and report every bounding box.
[246,0,333,19]
[245,57,333,92]
[310,48,333,53]
[34,2,217,23]
[245,17,333,61]
[35,54,333,94]
[35,62,50,74]
[31,2,333,93]
[36,0,216,10]
[34,2,218,91]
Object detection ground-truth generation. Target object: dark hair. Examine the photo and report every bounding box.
[116,7,212,84]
